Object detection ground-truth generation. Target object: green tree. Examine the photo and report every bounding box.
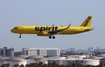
[74,60,84,67]
[43,64,48,67]
[1,64,5,67]
[67,62,72,67]
[19,64,24,67]
[52,62,60,67]
[48,63,53,67]
[5,63,10,67]
[59,64,65,67]
[13,64,19,67]
[38,62,43,67]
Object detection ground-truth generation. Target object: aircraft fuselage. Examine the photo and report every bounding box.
[11,26,93,35]
[10,16,94,39]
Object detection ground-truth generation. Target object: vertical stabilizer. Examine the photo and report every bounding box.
[80,16,92,27]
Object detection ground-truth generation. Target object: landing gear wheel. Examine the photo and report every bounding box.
[49,36,51,39]
[52,36,55,39]
[19,34,21,38]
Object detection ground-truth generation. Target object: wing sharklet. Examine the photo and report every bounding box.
[48,23,71,34]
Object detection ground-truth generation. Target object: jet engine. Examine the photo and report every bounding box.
[37,32,50,36]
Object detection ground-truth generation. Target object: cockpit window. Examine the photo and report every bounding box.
[13,27,18,29]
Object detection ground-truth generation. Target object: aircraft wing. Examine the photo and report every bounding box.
[48,23,71,34]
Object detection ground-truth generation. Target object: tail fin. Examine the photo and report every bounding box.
[80,16,92,27]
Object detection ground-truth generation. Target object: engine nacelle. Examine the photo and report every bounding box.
[37,32,50,36]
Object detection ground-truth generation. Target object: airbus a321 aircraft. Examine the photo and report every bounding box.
[11,16,94,39]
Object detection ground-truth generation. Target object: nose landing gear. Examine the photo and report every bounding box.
[19,34,21,38]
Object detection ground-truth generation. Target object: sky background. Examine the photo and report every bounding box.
[0,0,105,51]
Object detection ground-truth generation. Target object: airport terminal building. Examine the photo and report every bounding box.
[22,48,60,57]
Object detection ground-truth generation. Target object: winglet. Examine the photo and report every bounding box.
[52,24,54,27]
[52,24,55,31]
[67,23,71,28]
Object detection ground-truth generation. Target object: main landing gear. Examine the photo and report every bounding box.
[49,35,55,39]
[19,34,21,38]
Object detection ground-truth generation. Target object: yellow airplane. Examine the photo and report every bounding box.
[11,16,94,39]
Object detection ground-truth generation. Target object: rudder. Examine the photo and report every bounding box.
[80,16,92,27]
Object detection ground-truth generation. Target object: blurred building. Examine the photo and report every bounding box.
[88,47,93,52]
[0,53,104,66]
[70,48,75,52]
[22,48,60,57]
[0,47,14,57]
[94,47,103,53]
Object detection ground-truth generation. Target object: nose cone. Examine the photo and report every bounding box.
[11,29,14,33]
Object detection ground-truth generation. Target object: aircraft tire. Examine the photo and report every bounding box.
[19,36,21,38]
[49,36,51,39]
[52,36,55,39]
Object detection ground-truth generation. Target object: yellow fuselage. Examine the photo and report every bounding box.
[11,25,94,36]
